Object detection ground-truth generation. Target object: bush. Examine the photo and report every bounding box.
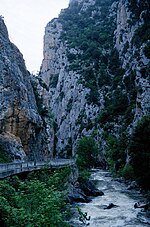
[77,136,99,170]
[0,145,11,163]
[0,168,71,226]
[76,136,99,185]
[143,42,150,59]
[78,169,91,185]
[119,164,135,180]
[129,115,150,189]
[106,134,127,172]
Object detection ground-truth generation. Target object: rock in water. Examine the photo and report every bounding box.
[104,203,119,209]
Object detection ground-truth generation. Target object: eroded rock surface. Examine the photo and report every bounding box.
[0,17,49,161]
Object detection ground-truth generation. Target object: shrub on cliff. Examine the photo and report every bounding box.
[0,145,11,163]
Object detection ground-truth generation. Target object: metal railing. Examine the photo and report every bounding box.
[0,159,75,179]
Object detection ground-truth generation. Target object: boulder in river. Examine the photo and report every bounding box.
[104,203,119,209]
[80,180,104,197]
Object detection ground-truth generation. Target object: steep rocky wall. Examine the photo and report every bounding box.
[0,17,49,161]
[39,0,114,159]
[40,1,105,158]
[115,0,150,125]
[40,18,94,157]
[39,0,150,160]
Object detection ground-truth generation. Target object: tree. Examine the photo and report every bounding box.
[77,136,99,169]
[129,115,150,189]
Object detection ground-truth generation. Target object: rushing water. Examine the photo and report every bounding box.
[72,169,150,227]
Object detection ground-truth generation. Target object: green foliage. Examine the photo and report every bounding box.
[28,167,71,192]
[31,79,44,115]
[132,24,150,48]
[105,89,129,115]
[140,65,150,79]
[58,0,137,137]
[49,74,59,88]
[129,0,150,48]
[0,145,11,163]
[96,110,110,125]
[76,136,99,185]
[77,136,99,170]
[106,134,127,172]
[129,115,150,189]
[38,78,49,91]
[66,98,73,113]
[143,42,150,59]
[58,0,116,104]
[65,138,73,158]
[119,164,135,180]
[96,50,135,128]
[77,207,90,225]
[128,0,149,23]
[0,168,71,226]
[77,169,91,185]
[123,71,137,104]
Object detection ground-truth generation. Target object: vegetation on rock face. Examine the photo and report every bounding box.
[129,115,150,190]
[58,0,137,134]
[56,0,150,190]
[31,78,44,115]
[0,145,11,163]
[128,0,150,26]
[59,0,116,104]
[105,115,150,190]
[0,168,71,227]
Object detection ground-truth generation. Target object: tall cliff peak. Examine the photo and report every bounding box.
[0,16,9,39]
[0,18,50,162]
[39,0,150,162]
[69,0,83,4]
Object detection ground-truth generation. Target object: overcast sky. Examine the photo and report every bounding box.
[0,0,69,73]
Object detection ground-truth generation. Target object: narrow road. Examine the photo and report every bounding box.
[0,159,75,179]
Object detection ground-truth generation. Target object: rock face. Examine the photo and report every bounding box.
[0,17,49,161]
[39,0,150,160]
[40,0,104,158]
[40,17,93,157]
[115,0,150,123]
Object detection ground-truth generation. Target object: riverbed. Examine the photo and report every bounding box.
[72,169,150,226]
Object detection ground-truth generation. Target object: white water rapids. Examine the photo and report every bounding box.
[72,170,150,227]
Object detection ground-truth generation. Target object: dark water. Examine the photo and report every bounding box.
[72,170,150,226]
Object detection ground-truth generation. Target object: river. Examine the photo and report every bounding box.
[72,169,150,226]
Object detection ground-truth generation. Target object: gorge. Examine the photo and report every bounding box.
[0,0,150,226]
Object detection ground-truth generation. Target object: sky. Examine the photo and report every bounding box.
[0,0,69,73]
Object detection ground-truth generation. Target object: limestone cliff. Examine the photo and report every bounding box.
[40,0,107,159]
[115,0,150,124]
[39,0,149,164]
[0,17,49,162]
